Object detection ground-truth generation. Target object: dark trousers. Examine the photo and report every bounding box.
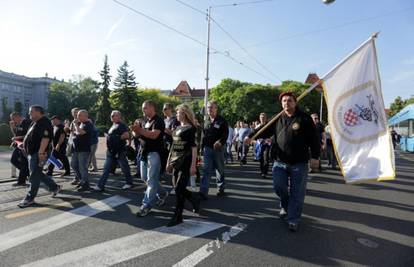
[10,148,29,184]
[260,144,270,175]
[47,149,70,175]
[173,163,196,216]
[237,141,249,162]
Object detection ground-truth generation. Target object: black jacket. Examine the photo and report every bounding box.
[202,115,229,149]
[251,109,320,164]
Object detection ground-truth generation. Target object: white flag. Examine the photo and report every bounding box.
[322,36,395,183]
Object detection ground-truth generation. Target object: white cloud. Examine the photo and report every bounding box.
[106,16,125,41]
[72,0,96,25]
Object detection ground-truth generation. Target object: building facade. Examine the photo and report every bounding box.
[160,80,207,102]
[0,69,56,118]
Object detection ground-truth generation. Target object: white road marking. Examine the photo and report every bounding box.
[22,220,224,267]
[0,195,130,252]
[173,222,247,267]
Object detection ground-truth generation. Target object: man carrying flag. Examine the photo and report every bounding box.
[245,92,320,232]
[246,33,395,231]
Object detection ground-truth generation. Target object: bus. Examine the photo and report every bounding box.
[388,104,414,152]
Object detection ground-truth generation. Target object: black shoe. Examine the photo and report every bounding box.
[260,174,266,179]
[77,185,91,192]
[12,182,27,187]
[51,185,62,197]
[70,179,80,185]
[216,190,225,197]
[288,222,298,232]
[167,213,183,227]
[198,192,208,201]
[191,194,201,213]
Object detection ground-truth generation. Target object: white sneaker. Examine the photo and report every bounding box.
[92,185,104,192]
[121,184,133,190]
[170,189,175,195]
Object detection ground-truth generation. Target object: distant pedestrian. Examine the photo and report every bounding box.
[46,115,70,177]
[70,110,93,192]
[88,120,99,172]
[248,113,272,178]
[93,110,133,191]
[9,112,31,186]
[65,107,80,185]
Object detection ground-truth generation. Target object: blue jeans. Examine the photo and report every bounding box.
[200,146,226,195]
[140,152,166,208]
[98,150,132,188]
[26,153,58,201]
[71,151,90,185]
[272,161,308,224]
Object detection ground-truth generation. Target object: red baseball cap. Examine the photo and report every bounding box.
[279,92,297,102]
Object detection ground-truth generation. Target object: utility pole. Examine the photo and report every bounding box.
[204,6,211,121]
[319,92,324,122]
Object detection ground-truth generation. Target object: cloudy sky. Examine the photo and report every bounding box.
[0,0,413,107]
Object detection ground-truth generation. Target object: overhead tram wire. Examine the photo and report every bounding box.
[111,0,277,83]
[248,5,414,48]
[174,0,283,82]
[212,0,278,8]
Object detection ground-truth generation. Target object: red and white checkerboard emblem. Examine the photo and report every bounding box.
[344,108,359,126]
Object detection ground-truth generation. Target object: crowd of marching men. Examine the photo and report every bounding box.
[8,92,332,231]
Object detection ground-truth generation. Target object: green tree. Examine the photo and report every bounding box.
[209,79,279,126]
[111,61,138,123]
[48,82,74,119]
[389,96,408,117]
[95,55,112,128]
[1,97,11,122]
[71,76,99,119]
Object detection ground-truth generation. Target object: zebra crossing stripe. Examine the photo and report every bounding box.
[22,220,224,267]
[0,195,130,252]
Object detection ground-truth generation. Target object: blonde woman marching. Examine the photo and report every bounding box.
[166,104,200,227]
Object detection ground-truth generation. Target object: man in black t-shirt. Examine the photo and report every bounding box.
[9,112,31,186]
[18,105,61,208]
[47,116,70,177]
[199,101,229,199]
[93,110,133,191]
[71,110,93,192]
[131,100,168,217]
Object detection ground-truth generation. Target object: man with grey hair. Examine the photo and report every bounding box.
[71,109,94,192]
[93,110,133,191]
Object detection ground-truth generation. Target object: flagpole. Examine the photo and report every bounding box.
[251,32,380,140]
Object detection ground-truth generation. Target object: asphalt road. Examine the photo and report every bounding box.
[0,149,413,266]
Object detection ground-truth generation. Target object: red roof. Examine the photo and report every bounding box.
[305,73,323,91]
[170,80,206,98]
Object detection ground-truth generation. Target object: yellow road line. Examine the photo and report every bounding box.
[5,200,80,219]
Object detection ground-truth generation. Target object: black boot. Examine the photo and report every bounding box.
[167,210,183,227]
[190,193,201,213]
